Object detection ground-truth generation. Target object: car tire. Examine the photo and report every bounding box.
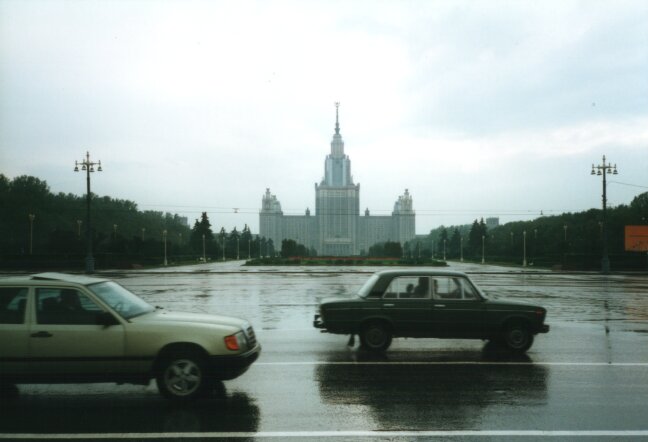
[360,322,393,352]
[502,322,534,353]
[156,349,210,402]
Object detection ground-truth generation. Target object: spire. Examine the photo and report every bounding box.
[334,101,340,135]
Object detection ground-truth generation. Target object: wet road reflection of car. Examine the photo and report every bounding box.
[0,382,259,434]
[316,345,548,430]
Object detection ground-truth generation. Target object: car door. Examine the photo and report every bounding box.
[0,286,31,375]
[431,276,485,338]
[381,276,433,336]
[27,286,127,377]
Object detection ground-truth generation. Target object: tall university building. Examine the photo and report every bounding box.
[260,104,415,256]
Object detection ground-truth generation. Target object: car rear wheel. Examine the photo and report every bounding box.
[360,322,392,352]
[156,350,210,402]
[502,322,534,353]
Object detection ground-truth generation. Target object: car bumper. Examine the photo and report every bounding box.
[539,324,550,334]
[207,344,261,380]
[313,314,325,329]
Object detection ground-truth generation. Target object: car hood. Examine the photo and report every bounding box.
[485,298,543,309]
[320,296,362,305]
[130,310,249,328]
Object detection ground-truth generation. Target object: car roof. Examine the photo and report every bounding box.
[0,272,109,286]
[373,269,469,278]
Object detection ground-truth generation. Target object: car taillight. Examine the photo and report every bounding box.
[224,335,240,351]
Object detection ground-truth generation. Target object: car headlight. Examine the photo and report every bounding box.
[224,331,247,351]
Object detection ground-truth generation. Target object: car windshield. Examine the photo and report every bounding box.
[87,281,155,319]
[357,274,380,298]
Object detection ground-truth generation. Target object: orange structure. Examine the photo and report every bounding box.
[624,226,648,252]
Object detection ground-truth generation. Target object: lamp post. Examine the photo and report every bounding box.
[76,220,82,239]
[481,235,485,264]
[443,239,446,261]
[523,230,527,267]
[141,228,146,241]
[563,224,568,241]
[202,234,206,262]
[28,214,35,255]
[74,151,102,273]
[237,236,240,260]
[591,155,618,273]
[163,230,168,266]
[220,228,226,261]
[113,224,118,241]
[460,236,464,262]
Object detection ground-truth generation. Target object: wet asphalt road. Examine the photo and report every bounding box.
[2,261,648,440]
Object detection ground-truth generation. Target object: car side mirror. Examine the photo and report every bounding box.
[97,311,119,327]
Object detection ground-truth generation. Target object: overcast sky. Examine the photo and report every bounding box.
[1,0,647,234]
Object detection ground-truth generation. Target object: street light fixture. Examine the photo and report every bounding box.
[220,228,226,261]
[443,239,446,261]
[76,220,82,239]
[523,230,527,267]
[202,233,206,262]
[481,235,485,264]
[163,230,168,266]
[460,236,464,262]
[28,214,35,255]
[74,151,102,273]
[563,224,568,241]
[591,155,618,273]
[141,228,146,241]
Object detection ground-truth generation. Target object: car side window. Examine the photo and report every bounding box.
[36,288,103,325]
[461,279,479,300]
[433,277,461,300]
[0,287,28,324]
[433,277,478,300]
[383,277,430,299]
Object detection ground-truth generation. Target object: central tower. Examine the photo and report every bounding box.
[315,103,360,255]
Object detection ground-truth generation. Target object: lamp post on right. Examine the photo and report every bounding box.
[522,230,527,267]
[481,235,485,264]
[591,155,618,274]
[28,214,35,255]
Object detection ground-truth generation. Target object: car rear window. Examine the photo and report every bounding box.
[0,287,28,324]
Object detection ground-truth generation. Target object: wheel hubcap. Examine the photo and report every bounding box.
[366,327,385,347]
[164,359,201,396]
[508,329,527,348]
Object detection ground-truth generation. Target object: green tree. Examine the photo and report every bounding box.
[190,212,214,255]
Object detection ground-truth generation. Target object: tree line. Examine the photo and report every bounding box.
[409,192,648,270]
[0,174,274,269]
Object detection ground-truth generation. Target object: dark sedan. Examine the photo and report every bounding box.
[313,269,549,353]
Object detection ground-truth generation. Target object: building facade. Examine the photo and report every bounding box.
[260,105,415,256]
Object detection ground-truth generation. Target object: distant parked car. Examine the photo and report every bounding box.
[314,269,549,353]
[0,273,260,401]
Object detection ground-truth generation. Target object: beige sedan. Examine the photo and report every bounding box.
[0,272,260,401]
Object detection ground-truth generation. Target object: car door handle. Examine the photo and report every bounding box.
[30,331,53,338]
[434,304,446,308]
[383,303,395,307]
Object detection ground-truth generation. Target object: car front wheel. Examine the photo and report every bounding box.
[156,350,210,402]
[502,323,534,353]
[360,322,393,352]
